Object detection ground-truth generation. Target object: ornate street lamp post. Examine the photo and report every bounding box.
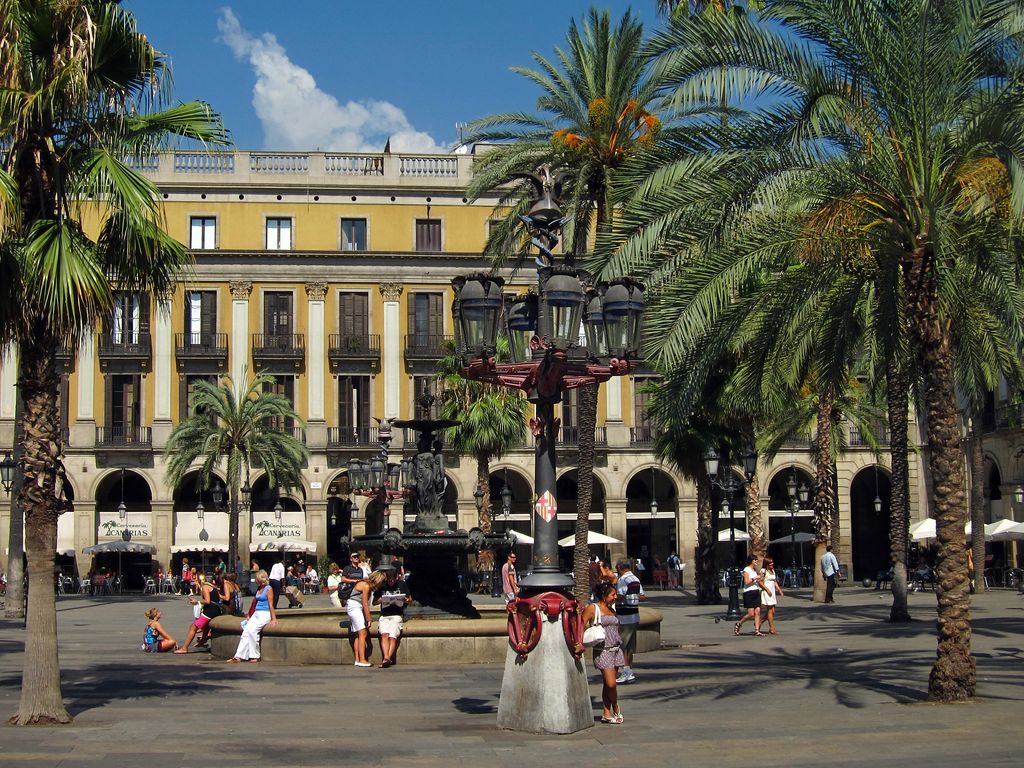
[786,471,810,576]
[347,420,412,566]
[452,166,644,734]
[705,447,757,621]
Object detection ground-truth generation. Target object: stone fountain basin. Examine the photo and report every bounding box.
[208,607,662,665]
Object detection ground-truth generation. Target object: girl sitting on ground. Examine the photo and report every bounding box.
[142,608,178,653]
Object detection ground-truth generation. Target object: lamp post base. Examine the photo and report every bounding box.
[496,612,593,734]
[725,569,743,620]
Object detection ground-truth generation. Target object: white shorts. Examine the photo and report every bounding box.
[378,615,404,638]
[346,599,367,632]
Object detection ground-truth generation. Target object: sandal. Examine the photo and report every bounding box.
[734,623,742,636]
[754,631,767,637]
[225,657,241,663]
[768,629,778,635]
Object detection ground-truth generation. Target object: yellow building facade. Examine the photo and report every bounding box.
[0,149,942,588]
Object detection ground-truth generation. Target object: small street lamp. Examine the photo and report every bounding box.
[212,481,225,510]
[786,471,810,574]
[0,451,15,494]
[705,446,757,620]
[196,501,205,523]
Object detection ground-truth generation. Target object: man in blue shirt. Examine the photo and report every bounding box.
[820,544,841,603]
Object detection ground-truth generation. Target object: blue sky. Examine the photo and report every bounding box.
[126,1,661,153]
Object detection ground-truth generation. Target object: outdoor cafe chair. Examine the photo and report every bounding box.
[143,577,157,595]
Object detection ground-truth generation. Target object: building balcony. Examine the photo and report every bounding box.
[849,424,890,447]
[992,403,1024,432]
[252,333,304,370]
[95,425,152,449]
[560,426,609,447]
[630,426,657,447]
[404,334,452,366]
[54,343,75,375]
[328,334,381,374]
[175,332,228,372]
[327,426,379,448]
[97,332,152,373]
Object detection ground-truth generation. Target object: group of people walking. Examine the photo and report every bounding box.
[734,554,785,636]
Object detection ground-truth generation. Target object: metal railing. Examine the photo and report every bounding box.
[630,425,657,446]
[560,426,609,446]
[98,332,152,357]
[328,334,381,357]
[404,334,452,358]
[252,334,305,357]
[95,425,152,447]
[175,332,228,357]
[327,426,379,447]
[849,423,891,447]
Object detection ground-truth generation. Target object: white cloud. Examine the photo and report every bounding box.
[217,7,446,153]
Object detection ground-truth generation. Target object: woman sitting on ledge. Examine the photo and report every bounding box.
[228,569,277,663]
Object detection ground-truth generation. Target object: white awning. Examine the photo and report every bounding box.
[57,512,75,558]
[253,538,317,554]
[170,543,229,554]
[83,541,156,555]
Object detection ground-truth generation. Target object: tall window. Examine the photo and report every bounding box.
[189,217,216,250]
[338,292,369,342]
[264,291,293,338]
[184,290,217,347]
[408,292,443,344]
[264,376,295,432]
[412,376,439,418]
[415,219,442,252]
[108,374,141,435]
[266,217,292,250]
[338,375,371,443]
[110,292,149,345]
[180,374,217,421]
[341,218,367,251]
[633,376,658,438]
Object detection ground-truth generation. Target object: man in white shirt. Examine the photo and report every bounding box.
[820,544,840,604]
[615,559,646,684]
[269,559,286,609]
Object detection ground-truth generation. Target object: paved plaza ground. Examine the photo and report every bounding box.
[0,583,1021,767]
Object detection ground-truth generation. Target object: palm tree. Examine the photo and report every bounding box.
[0,0,226,724]
[436,342,528,533]
[593,0,1024,701]
[165,371,309,570]
[465,9,662,597]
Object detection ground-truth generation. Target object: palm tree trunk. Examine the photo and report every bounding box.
[695,464,721,604]
[813,387,836,603]
[228,486,240,574]
[572,384,598,603]
[886,356,912,622]
[968,413,986,596]
[4,393,26,620]
[476,452,492,534]
[907,246,974,701]
[745,474,766,558]
[11,329,71,724]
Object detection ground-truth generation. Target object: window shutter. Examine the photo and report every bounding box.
[200,292,216,337]
[338,377,354,432]
[428,293,442,338]
[356,377,370,433]
[138,293,150,338]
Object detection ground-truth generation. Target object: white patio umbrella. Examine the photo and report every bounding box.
[509,531,534,545]
[987,520,1024,541]
[909,518,973,541]
[557,531,623,547]
[768,532,817,544]
[718,528,751,542]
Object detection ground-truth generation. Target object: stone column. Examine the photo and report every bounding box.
[230,281,252,384]
[151,500,174,573]
[72,334,96,447]
[380,282,404,419]
[0,344,16,420]
[305,282,328,448]
[604,498,628,563]
[306,499,327,558]
[152,299,173,448]
[75,501,97,578]
[603,376,629,446]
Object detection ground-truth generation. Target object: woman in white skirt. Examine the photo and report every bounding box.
[347,570,386,667]
[759,557,784,635]
[228,569,277,662]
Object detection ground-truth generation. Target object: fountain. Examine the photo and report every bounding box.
[351,410,513,619]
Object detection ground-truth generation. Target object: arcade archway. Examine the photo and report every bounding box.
[92,469,153,589]
[850,466,892,581]
[625,467,679,581]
